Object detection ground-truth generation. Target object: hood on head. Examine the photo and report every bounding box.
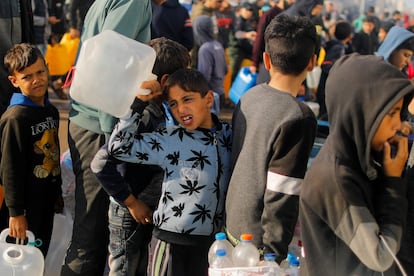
[376,26,414,61]
[283,0,323,17]
[325,54,414,179]
[193,15,214,46]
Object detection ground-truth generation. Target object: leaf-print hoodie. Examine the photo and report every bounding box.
[299,54,414,275]
[92,99,232,245]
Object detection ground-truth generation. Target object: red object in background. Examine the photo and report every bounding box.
[217,17,232,28]
[408,61,414,80]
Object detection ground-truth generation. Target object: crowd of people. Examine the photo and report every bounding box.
[1,0,414,275]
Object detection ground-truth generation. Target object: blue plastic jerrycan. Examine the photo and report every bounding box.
[229,67,257,104]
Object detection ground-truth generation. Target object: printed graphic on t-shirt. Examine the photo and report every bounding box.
[33,128,60,178]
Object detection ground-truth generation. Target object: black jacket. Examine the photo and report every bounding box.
[151,0,193,51]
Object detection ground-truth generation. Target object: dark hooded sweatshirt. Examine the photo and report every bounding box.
[0,93,61,217]
[193,15,228,96]
[282,0,323,17]
[151,0,193,51]
[299,54,414,275]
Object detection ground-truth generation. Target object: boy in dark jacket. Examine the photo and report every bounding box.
[317,21,353,120]
[300,54,414,275]
[0,43,63,256]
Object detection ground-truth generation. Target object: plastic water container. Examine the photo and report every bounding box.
[261,253,279,267]
[306,66,322,89]
[0,229,44,276]
[229,67,257,104]
[209,249,233,269]
[44,208,73,276]
[208,232,234,265]
[232,233,260,267]
[282,253,300,276]
[69,29,157,118]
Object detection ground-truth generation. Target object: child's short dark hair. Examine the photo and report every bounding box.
[4,43,45,75]
[335,21,352,41]
[363,15,375,23]
[149,37,190,80]
[163,68,210,98]
[264,14,318,75]
[380,20,395,34]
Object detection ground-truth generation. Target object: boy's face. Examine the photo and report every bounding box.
[167,85,214,130]
[311,4,323,16]
[362,21,373,34]
[240,8,253,20]
[371,98,403,152]
[8,57,48,106]
[389,49,413,71]
[378,28,387,42]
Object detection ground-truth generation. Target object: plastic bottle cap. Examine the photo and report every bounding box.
[264,253,276,261]
[215,232,226,240]
[240,233,253,241]
[216,249,227,257]
[288,253,300,267]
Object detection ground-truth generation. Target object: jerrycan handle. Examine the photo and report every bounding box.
[62,66,76,89]
[0,228,35,245]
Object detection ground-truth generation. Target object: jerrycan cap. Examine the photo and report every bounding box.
[240,233,253,241]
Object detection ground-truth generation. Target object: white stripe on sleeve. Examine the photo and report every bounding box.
[266,171,302,195]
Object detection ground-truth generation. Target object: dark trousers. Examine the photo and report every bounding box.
[61,122,109,275]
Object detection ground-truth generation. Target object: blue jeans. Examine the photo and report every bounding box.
[108,200,153,276]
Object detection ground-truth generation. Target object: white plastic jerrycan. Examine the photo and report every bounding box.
[0,229,44,276]
[69,29,157,118]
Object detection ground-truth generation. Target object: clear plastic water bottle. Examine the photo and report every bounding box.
[232,233,260,267]
[208,232,234,265]
[209,249,233,269]
[261,253,279,267]
[260,253,281,274]
[284,253,300,276]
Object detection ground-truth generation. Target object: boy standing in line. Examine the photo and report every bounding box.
[92,68,232,276]
[1,43,62,256]
[300,54,414,275]
[91,37,191,276]
[225,14,318,263]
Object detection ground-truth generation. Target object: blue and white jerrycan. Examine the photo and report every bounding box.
[0,229,44,276]
[229,67,257,104]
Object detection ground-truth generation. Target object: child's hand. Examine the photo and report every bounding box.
[124,195,153,224]
[382,134,408,177]
[136,80,162,102]
[9,215,28,240]
[401,121,412,137]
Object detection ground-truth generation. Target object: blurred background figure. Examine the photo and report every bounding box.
[0,0,34,117]
[68,0,95,39]
[32,0,50,55]
[151,0,194,51]
[228,2,257,82]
